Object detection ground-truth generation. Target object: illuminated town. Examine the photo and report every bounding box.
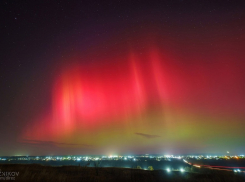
[1,154,245,173]
[2,154,244,162]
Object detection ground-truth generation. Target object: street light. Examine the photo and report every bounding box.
[180,168,185,172]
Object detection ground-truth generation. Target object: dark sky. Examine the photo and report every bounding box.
[0,0,245,156]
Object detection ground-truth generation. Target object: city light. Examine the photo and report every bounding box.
[2,154,245,172]
[180,168,185,172]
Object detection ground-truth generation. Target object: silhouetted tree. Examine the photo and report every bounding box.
[94,161,101,176]
[84,162,90,168]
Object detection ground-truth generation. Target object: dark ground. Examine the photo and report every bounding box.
[0,164,245,182]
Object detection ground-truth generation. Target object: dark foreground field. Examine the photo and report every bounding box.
[0,164,245,182]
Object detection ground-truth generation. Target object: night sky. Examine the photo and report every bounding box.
[1,0,245,156]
